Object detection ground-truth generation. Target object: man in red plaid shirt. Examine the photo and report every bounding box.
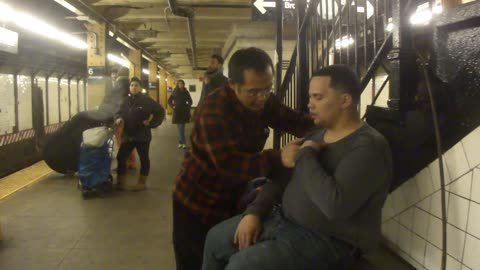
[172,47,313,270]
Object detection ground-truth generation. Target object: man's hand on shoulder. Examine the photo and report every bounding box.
[300,140,327,151]
[234,214,263,250]
[281,138,304,168]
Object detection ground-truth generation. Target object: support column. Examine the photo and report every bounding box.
[166,74,175,115]
[443,0,461,9]
[159,68,167,109]
[129,49,142,79]
[85,22,107,110]
[148,62,159,102]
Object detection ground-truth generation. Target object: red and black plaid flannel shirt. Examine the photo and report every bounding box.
[173,85,313,226]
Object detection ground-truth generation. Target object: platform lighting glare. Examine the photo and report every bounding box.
[142,89,147,93]
[142,69,150,75]
[386,23,393,32]
[335,36,354,49]
[156,75,160,79]
[107,53,130,68]
[0,3,87,49]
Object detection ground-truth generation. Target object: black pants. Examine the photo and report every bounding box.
[173,199,211,270]
[117,140,150,175]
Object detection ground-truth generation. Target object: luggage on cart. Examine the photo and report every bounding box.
[78,126,115,199]
[43,111,112,174]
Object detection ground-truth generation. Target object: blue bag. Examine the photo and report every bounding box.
[78,140,112,190]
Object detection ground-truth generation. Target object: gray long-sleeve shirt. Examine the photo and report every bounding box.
[245,123,392,252]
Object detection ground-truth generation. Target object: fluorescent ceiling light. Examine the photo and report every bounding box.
[142,54,154,63]
[142,69,150,75]
[156,74,160,79]
[107,53,130,68]
[0,2,87,50]
[109,31,114,37]
[53,0,83,15]
[142,89,147,93]
[116,37,135,50]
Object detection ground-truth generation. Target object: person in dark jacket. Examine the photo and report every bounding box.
[115,77,165,191]
[168,79,193,149]
[199,54,228,102]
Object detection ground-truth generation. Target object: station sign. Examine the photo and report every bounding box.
[0,27,18,54]
[252,0,296,21]
[87,66,105,79]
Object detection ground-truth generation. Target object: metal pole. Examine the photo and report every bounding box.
[274,0,284,150]
[296,0,308,112]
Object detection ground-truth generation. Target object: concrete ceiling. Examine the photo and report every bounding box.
[61,0,282,79]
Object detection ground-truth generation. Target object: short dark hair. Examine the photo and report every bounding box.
[110,67,118,74]
[311,65,361,102]
[211,54,224,65]
[228,47,274,84]
[130,77,142,86]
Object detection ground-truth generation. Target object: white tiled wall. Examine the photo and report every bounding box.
[60,79,69,122]
[48,78,59,124]
[382,126,480,270]
[0,74,15,134]
[17,75,32,131]
[78,80,85,112]
[36,77,47,125]
[70,80,78,116]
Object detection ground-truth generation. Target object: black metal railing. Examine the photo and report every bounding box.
[275,0,396,147]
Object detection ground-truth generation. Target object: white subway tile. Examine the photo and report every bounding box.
[427,215,443,249]
[447,194,470,230]
[463,234,480,270]
[445,143,470,182]
[462,127,480,169]
[447,224,466,261]
[416,167,435,199]
[414,207,430,239]
[431,190,450,219]
[447,255,462,270]
[382,195,396,222]
[425,243,442,270]
[467,202,480,239]
[400,208,415,230]
[448,171,473,199]
[391,186,409,215]
[403,178,421,207]
[382,220,400,246]
[471,169,480,204]
[398,225,413,254]
[411,233,427,265]
[417,196,432,213]
[429,159,451,191]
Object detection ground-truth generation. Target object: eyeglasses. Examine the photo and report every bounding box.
[247,89,272,98]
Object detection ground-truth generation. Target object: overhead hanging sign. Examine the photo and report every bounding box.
[252,0,296,21]
[0,27,19,54]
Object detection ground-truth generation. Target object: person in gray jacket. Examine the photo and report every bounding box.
[202,65,392,270]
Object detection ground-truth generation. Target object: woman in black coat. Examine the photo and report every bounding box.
[115,77,165,191]
[168,80,192,149]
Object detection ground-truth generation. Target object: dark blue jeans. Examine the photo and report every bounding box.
[202,208,356,270]
[177,124,186,144]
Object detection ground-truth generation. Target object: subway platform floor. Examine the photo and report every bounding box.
[0,120,414,270]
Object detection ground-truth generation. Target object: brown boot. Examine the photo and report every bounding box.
[128,175,147,191]
[116,175,127,190]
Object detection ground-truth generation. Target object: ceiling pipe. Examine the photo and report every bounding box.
[167,0,198,69]
[56,0,167,71]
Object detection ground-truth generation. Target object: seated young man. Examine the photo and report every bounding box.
[202,65,393,270]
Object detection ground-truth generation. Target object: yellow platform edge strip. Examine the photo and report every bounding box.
[0,161,53,201]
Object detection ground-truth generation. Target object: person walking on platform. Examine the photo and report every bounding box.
[168,80,193,149]
[172,47,314,270]
[199,54,228,103]
[115,77,165,191]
